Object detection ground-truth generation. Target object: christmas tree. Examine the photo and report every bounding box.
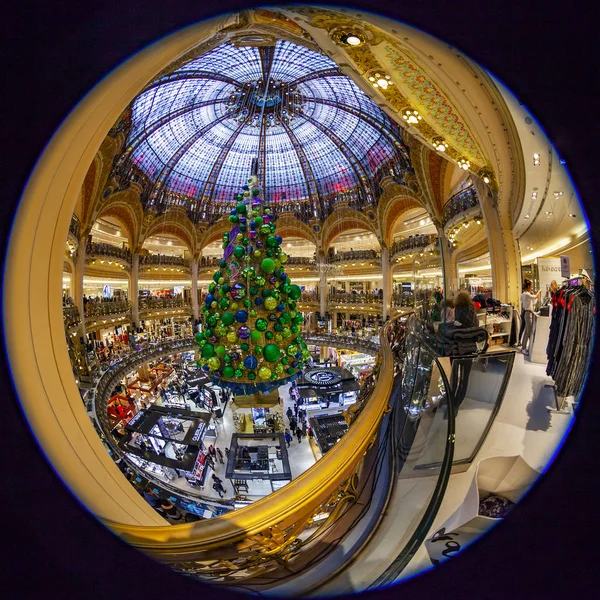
[196,173,310,394]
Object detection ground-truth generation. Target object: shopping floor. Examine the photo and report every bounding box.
[316,349,574,593]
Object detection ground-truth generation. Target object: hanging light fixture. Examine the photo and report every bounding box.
[432,137,448,152]
[457,158,471,171]
[402,108,422,125]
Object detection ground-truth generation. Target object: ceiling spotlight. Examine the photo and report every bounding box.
[115,230,121,237]
[569,213,577,217]
[533,153,541,166]
[402,109,422,125]
[340,32,363,46]
[524,214,530,219]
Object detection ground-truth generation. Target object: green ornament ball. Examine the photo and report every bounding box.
[219,298,230,310]
[276,364,284,374]
[281,357,288,365]
[254,250,262,258]
[264,344,281,362]
[266,235,278,248]
[203,329,212,339]
[194,332,203,343]
[212,271,221,283]
[216,345,226,358]
[249,309,257,318]
[261,258,276,273]
[256,276,266,286]
[255,345,263,354]
[249,285,258,295]
[248,371,256,380]
[208,283,216,293]
[289,301,297,311]
[250,329,262,343]
[228,214,239,223]
[240,343,250,352]
[255,216,263,226]
[243,299,252,308]
[280,312,291,324]
[224,355,232,364]
[234,246,245,258]
[265,331,274,340]
[286,344,298,357]
[282,329,291,339]
[275,334,283,342]
[291,325,299,334]
[287,366,295,375]
[236,202,247,215]
[235,368,243,378]
[288,284,301,300]
[255,318,268,331]
[293,314,304,325]
[260,225,271,235]
[274,323,283,332]
[202,343,215,359]
[227,331,238,343]
[261,288,271,298]
[221,311,235,326]
[222,365,235,378]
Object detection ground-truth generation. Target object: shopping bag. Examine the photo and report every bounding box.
[425,455,540,565]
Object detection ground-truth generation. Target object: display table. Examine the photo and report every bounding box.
[530,313,551,364]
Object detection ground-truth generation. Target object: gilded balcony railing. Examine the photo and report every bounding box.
[441,185,479,227]
[329,249,380,263]
[63,305,81,328]
[138,297,190,311]
[390,234,438,258]
[84,300,131,318]
[86,241,132,263]
[103,317,397,578]
[140,254,190,268]
[328,292,382,304]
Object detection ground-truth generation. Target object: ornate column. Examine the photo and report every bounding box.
[474,178,521,305]
[73,233,88,344]
[130,250,139,328]
[381,246,393,320]
[317,253,327,319]
[191,254,199,324]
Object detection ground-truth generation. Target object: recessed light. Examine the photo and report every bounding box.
[524,215,530,219]
[569,213,576,217]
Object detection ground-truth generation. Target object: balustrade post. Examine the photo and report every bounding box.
[130,251,139,327]
[191,254,199,324]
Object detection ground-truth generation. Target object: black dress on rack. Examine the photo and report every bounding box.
[546,284,595,398]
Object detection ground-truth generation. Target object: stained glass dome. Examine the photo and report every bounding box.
[116,40,411,223]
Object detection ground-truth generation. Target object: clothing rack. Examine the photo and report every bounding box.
[546,281,595,401]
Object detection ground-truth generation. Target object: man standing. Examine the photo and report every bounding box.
[286,406,293,422]
[296,426,302,444]
[284,429,292,448]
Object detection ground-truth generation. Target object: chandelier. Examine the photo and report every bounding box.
[226,79,306,127]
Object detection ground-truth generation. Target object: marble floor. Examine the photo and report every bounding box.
[318,348,575,593]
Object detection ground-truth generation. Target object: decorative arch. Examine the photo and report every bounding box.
[95,192,144,248]
[143,217,196,253]
[274,213,318,246]
[381,196,425,247]
[199,219,231,250]
[80,154,101,227]
[320,209,377,251]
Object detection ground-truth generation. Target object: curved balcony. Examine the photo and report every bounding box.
[140,254,190,269]
[101,314,456,593]
[298,291,319,304]
[84,300,131,318]
[63,305,81,329]
[286,255,316,266]
[199,256,221,268]
[441,185,480,228]
[304,332,380,355]
[390,234,438,260]
[86,241,132,265]
[330,249,381,263]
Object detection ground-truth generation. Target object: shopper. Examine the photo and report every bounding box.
[290,416,297,432]
[449,291,480,417]
[212,474,226,498]
[225,447,230,459]
[520,280,541,356]
[296,427,302,444]
[216,447,224,464]
[284,429,292,448]
[208,445,217,460]
[517,280,530,346]
[286,406,293,422]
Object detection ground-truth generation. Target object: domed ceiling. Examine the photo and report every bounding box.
[115,39,412,223]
